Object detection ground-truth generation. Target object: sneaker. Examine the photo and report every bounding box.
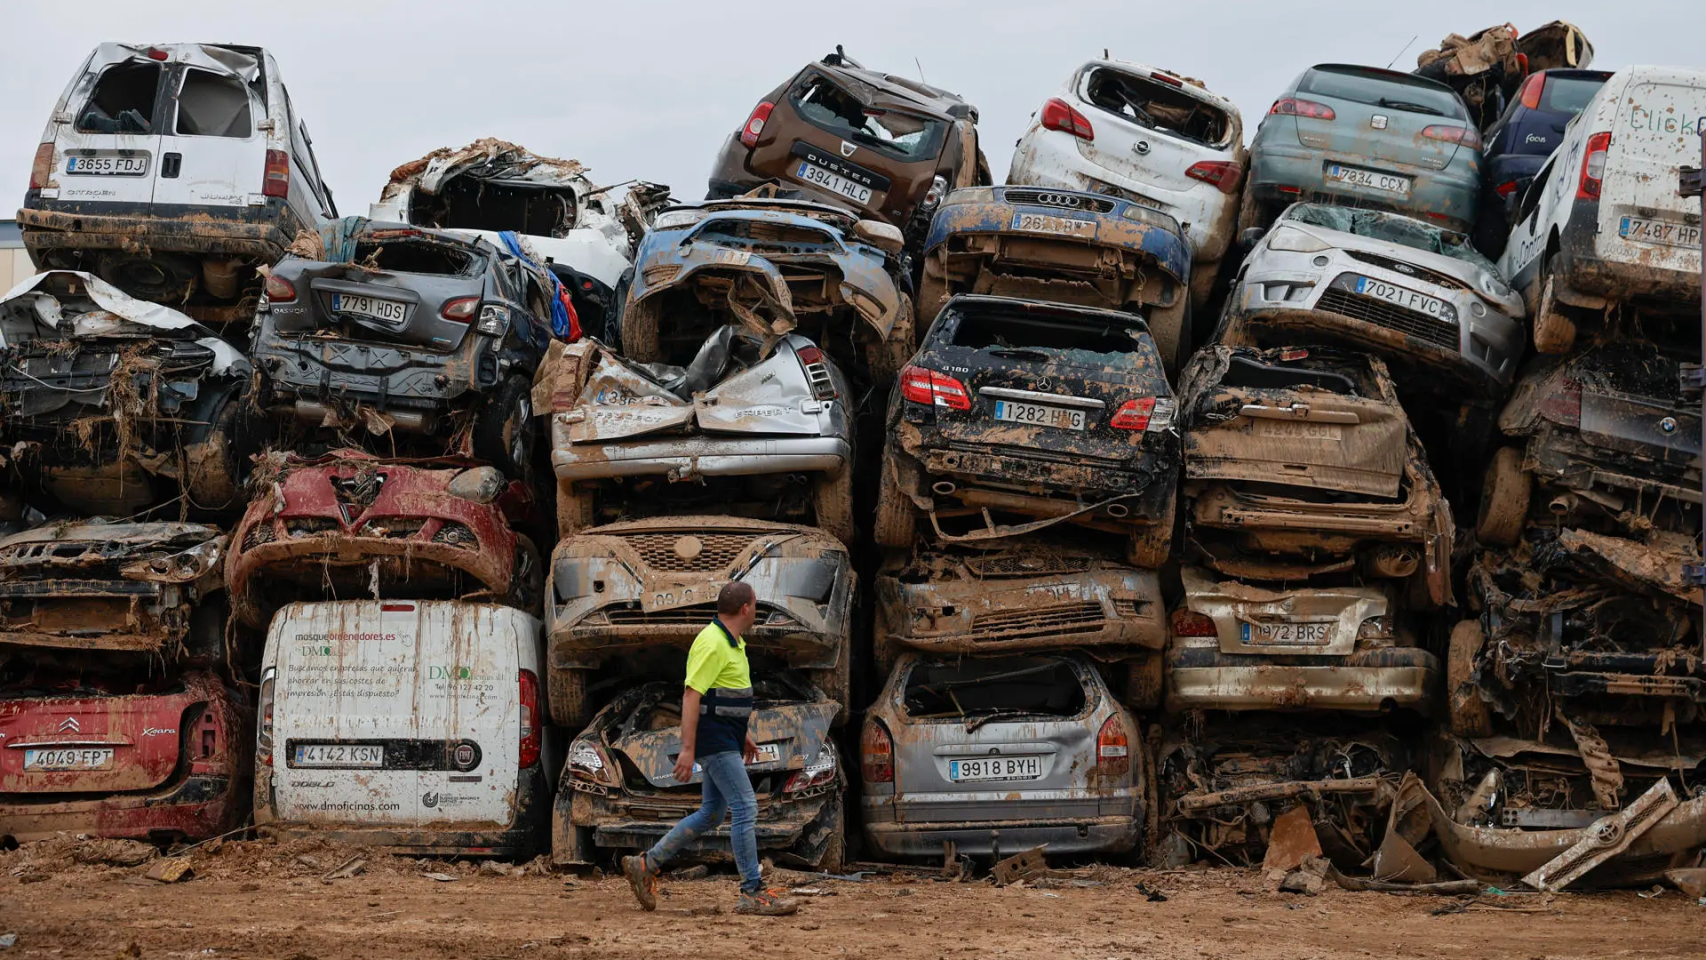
[622,854,658,911]
[735,888,799,917]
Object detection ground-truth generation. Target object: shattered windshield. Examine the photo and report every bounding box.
[349,233,484,275]
[948,305,1150,365]
[1285,204,1498,273]
[790,75,947,160]
[903,657,1087,723]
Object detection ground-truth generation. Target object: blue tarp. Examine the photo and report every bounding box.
[499,231,578,340]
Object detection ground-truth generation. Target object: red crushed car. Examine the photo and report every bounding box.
[227,449,541,629]
[0,669,250,844]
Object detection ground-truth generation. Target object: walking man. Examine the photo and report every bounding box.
[623,581,799,916]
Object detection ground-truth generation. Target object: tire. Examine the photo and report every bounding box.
[872,446,917,549]
[814,793,846,874]
[556,477,594,542]
[473,374,536,484]
[1147,300,1190,383]
[1448,620,1493,738]
[811,467,856,548]
[1531,274,1577,355]
[184,387,254,514]
[1476,446,1530,548]
[1124,653,1163,712]
[620,295,661,363]
[811,653,851,727]
[549,667,590,729]
[508,535,543,613]
[1188,258,1220,311]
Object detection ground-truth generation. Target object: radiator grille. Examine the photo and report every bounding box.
[1315,288,1460,351]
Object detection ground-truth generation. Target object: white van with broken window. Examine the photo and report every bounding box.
[18,43,337,321]
[253,601,556,857]
[1500,65,1705,353]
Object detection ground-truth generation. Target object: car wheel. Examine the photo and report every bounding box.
[548,667,590,729]
[811,654,851,728]
[1447,620,1493,738]
[811,467,856,548]
[556,477,595,541]
[814,793,846,874]
[1475,446,1530,547]
[1532,274,1577,355]
[473,374,536,483]
[184,389,250,514]
[872,447,918,549]
[620,295,661,363]
[1124,653,1163,712]
[508,536,543,612]
[600,269,632,344]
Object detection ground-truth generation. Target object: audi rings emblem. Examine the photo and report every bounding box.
[1132,139,1151,155]
[1032,193,1082,208]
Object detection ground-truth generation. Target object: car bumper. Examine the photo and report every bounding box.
[17,200,297,259]
[0,774,241,844]
[910,443,1176,528]
[552,435,850,481]
[228,535,512,628]
[1554,203,1704,305]
[1166,638,1439,712]
[569,786,840,866]
[255,336,486,419]
[875,565,1167,656]
[1249,145,1477,231]
[861,814,1140,858]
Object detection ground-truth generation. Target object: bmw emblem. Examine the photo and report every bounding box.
[1659,417,1679,434]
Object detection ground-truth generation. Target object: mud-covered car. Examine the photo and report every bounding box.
[915,186,1194,373]
[1178,345,1454,607]
[0,270,257,515]
[0,668,250,845]
[554,675,843,871]
[860,653,1143,861]
[872,295,1178,567]
[545,517,854,728]
[252,218,553,478]
[226,449,540,630]
[0,520,228,666]
[546,328,856,546]
[872,542,1166,707]
[1475,341,1701,548]
[618,198,911,383]
[1413,21,1595,130]
[1223,204,1524,397]
[1153,717,1409,867]
[708,48,988,250]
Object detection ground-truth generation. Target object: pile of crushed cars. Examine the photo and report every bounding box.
[2,31,1703,896]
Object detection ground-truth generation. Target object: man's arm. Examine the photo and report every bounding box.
[673,687,703,783]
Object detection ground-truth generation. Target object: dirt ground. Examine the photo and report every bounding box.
[4,837,1706,960]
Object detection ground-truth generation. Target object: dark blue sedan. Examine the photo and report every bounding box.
[1472,68,1612,257]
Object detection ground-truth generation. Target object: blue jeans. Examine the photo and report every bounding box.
[644,749,761,893]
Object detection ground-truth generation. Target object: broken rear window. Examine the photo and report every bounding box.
[351,236,483,275]
[790,75,947,161]
[1297,66,1468,120]
[76,60,162,134]
[174,67,254,138]
[1284,204,1497,273]
[411,179,579,238]
[902,656,1087,722]
[947,305,1150,363]
[1221,352,1362,395]
[1081,68,1231,147]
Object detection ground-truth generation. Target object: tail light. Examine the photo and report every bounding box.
[257,671,276,767]
[860,719,894,784]
[28,143,54,190]
[740,101,774,149]
[1149,70,1183,88]
[783,744,839,793]
[1185,161,1243,195]
[1494,181,1521,199]
[899,365,971,411]
[1422,125,1481,150]
[1171,608,1218,637]
[146,47,170,61]
[1270,98,1335,121]
[1577,131,1611,200]
[568,738,620,788]
[263,275,296,303]
[1517,73,1545,110]
[794,344,838,401]
[1096,716,1131,780]
[263,149,290,199]
[441,296,479,322]
[1040,98,1094,140]
[1110,397,1157,430]
[1538,376,1583,427]
[518,670,541,769]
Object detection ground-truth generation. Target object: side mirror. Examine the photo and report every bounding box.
[853,219,905,256]
[1239,227,1266,251]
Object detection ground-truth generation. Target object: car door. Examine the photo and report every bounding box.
[49,46,168,214]
[151,57,267,213]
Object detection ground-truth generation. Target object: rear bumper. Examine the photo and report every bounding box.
[1248,144,1477,231]
[0,774,242,844]
[253,335,484,417]
[908,441,1176,530]
[228,535,512,629]
[1554,201,1702,305]
[861,814,1139,858]
[569,786,840,866]
[17,201,296,259]
[552,435,849,481]
[1166,640,1439,712]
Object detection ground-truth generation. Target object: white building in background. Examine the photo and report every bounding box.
[0,221,33,292]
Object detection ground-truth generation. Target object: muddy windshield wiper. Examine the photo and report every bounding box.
[1377,97,1447,117]
[964,709,1044,732]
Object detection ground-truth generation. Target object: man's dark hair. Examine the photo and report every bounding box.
[717,581,756,616]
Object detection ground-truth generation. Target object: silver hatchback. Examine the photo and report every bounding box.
[860,653,1143,860]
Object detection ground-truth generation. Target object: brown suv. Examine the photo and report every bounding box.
[707,48,990,252]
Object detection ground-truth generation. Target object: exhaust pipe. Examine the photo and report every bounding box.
[931,480,957,497]
[1104,502,1130,518]
[201,258,241,300]
[1549,493,1578,516]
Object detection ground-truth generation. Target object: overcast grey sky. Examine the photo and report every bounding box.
[1,1,1699,213]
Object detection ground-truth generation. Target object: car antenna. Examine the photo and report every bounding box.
[1385,34,1419,70]
[915,57,926,84]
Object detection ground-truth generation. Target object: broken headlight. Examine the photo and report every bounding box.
[1265,226,1330,254]
[123,537,225,582]
[653,209,706,230]
[477,304,510,337]
[447,466,506,503]
[784,742,839,793]
[568,738,620,788]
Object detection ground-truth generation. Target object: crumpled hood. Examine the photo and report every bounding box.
[0,521,224,583]
[607,698,838,789]
[0,271,246,373]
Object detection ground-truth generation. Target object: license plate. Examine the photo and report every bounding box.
[949,756,1042,782]
[23,747,114,771]
[65,154,148,176]
[1326,164,1411,195]
[1012,212,1097,238]
[994,399,1086,431]
[332,292,408,323]
[293,744,385,768]
[1620,216,1702,249]
[747,743,781,765]
[1241,620,1336,645]
[793,160,873,205]
[1257,420,1343,442]
[1353,276,1452,320]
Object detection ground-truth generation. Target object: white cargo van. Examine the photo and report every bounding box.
[254,600,555,857]
[1501,66,1705,353]
[19,43,336,320]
